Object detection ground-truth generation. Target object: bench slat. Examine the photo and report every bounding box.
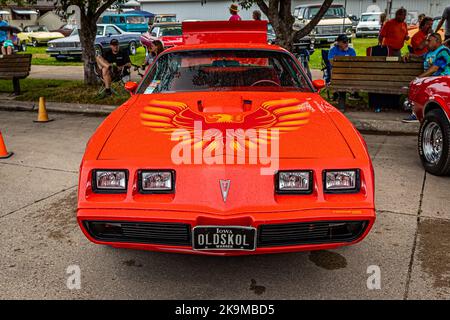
[331,79,411,86]
[333,56,424,63]
[330,85,409,95]
[331,67,423,76]
[0,72,30,79]
[332,73,417,82]
[331,61,423,69]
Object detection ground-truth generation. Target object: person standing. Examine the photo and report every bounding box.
[0,15,9,44]
[228,4,241,21]
[435,5,450,44]
[252,10,262,21]
[379,8,409,56]
[411,16,433,56]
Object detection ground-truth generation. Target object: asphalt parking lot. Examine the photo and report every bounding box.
[0,110,449,299]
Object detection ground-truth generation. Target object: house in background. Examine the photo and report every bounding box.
[0,0,70,30]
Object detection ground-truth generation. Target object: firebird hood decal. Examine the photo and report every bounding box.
[140,98,310,151]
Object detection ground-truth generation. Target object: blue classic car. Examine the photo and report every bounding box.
[46,24,141,60]
[101,11,153,33]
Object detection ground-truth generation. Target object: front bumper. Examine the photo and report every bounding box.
[46,47,82,58]
[78,207,375,256]
[356,29,380,37]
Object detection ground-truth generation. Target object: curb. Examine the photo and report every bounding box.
[0,101,419,136]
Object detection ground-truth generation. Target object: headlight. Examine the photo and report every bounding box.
[324,169,360,193]
[139,170,175,193]
[93,170,128,193]
[48,43,54,48]
[276,170,313,194]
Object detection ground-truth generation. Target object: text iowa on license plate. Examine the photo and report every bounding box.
[193,226,256,251]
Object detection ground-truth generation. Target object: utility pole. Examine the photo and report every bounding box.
[386,0,392,16]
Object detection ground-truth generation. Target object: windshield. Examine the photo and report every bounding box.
[360,14,380,22]
[159,16,177,23]
[138,50,311,94]
[126,16,146,24]
[28,26,49,32]
[309,6,345,19]
[160,26,182,36]
[96,26,104,36]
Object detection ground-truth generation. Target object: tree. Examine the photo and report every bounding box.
[1,0,119,84]
[235,0,334,51]
[59,0,119,84]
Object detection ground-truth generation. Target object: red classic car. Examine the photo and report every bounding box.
[140,22,182,52]
[408,76,450,176]
[77,21,375,256]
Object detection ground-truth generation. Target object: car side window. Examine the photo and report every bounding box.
[151,27,159,37]
[106,26,120,36]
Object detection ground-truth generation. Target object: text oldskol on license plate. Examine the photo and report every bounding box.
[193,226,256,250]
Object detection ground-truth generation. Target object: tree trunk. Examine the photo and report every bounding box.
[254,0,334,51]
[79,12,98,85]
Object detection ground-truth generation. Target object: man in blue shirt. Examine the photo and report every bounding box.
[328,35,360,105]
[328,34,356,60]
[0,15,8,43]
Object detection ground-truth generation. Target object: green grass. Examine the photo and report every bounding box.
[19,46,147,66]
[309,37,410,69]
[0,78,129,105]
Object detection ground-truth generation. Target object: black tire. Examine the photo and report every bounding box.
[95,45,102,56]
[31,39,38,47]
[55,57,67,61]
[20,42,27,52]
[418,109,450,176]
[129,41,137,55]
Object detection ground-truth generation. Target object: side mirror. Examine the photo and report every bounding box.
[312,79,326,91]
[124,81,138,95]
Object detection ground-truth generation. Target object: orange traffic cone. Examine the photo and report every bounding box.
[0,130,13,159]
[33,97,53,123]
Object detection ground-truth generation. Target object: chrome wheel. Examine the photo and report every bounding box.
[129,42,136,55]
[422,122,443,164]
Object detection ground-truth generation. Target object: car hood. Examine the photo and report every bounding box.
[98,91,354,161]
[317,17,353,26]
[25,32,63,38]
[357,21,380,28]
[48,34,79,43]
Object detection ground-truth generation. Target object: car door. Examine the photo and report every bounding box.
[95,25,108,47]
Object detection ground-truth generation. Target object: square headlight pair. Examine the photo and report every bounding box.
[92,170,175,194]
[275,169,360,194]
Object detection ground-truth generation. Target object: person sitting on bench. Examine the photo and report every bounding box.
[403,33,450,122]
[328,34,361,104]
[96,39,131,96]
[2,31,18,55]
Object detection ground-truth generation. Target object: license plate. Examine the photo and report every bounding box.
[193,226,256,251]
[60,50,68,54]
[327,38,335,42]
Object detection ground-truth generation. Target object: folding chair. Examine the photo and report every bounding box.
[91,62,130,97]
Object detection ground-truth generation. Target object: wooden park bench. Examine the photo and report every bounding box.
[329,56,424,110]
[0,54,32,95]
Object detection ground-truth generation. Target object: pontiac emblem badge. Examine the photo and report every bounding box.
[219,180,231,202]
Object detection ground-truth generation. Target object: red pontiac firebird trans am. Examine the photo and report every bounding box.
[408,75,450,176]
[77,21,375,255]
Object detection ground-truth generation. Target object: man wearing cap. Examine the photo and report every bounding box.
[96,38,131,96]
[328,35,359,104]
[229,4,241,21]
